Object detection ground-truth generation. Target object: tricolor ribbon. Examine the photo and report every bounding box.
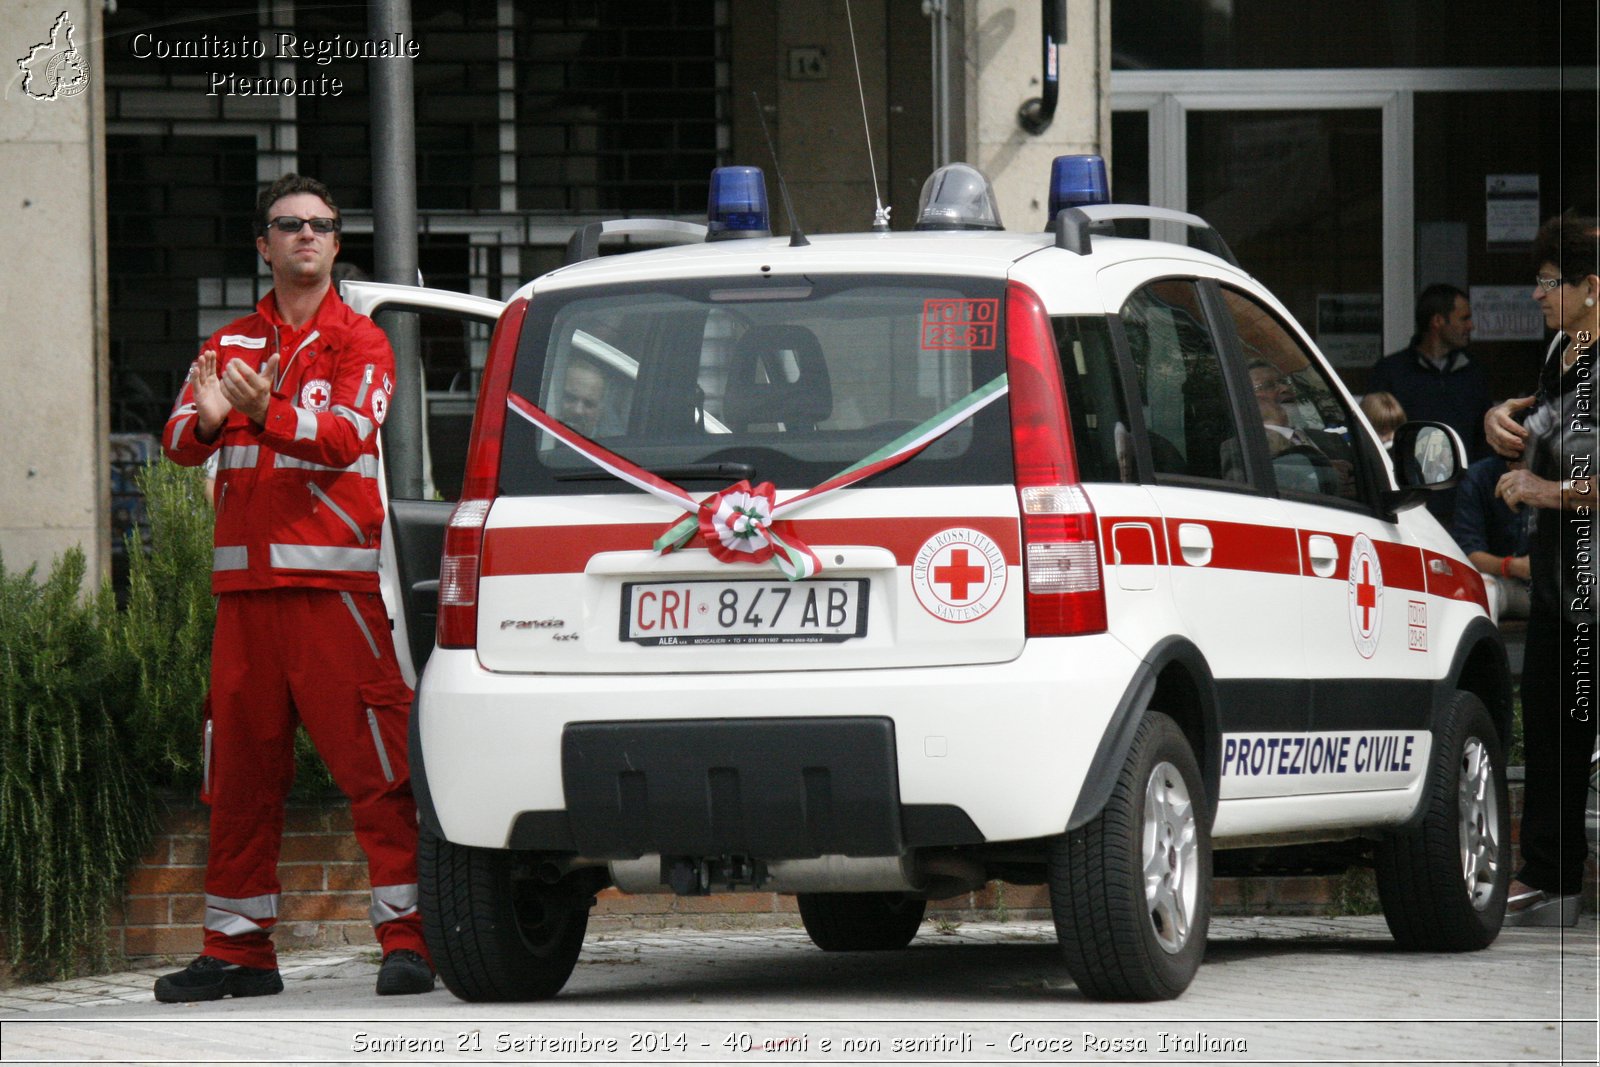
[505,373,1008,580]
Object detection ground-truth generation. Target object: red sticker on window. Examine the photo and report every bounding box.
[921,298,999,350]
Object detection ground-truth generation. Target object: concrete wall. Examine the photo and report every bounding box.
[0,1,109,584]
[965,0,1108,232]
[728,0,1107,238]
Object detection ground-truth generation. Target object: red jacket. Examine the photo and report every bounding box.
[163,287,396,595]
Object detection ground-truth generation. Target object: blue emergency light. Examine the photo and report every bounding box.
[1048,154,1110,221]
[706,166,772,240]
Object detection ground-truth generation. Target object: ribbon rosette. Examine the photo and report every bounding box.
[505,372,1007,581]
[703,481,775,559]
[696,480,821,580]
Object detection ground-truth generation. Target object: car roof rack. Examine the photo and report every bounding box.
[563,218,711,265]
[1053,203,1238,267]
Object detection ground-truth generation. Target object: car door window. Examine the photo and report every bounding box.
[1217,287,1365,504]
[1119,279,1246,485]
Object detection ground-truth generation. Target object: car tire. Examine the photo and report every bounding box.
[1049,711,1210,1001]
[796,892,926,951]
[1375,690,1508,951]
[419,827,592,1001]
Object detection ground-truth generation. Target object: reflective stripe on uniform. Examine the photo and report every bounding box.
[269,543,379,571]
[369,883,418,926]
[341,591,382,658]
[204,892,280,937]
[213,545,249,571]
[169,415,192,451]
[366,708,396,782]
[333,405,374,441]
[308,483,367,545]
[294,407,318,442]
[217,445,259,471]
[274,453,380,478]
[354,363,374,408]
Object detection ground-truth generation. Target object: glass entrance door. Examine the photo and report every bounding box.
[1111,94,1401,380]
[1186,108,1385,375]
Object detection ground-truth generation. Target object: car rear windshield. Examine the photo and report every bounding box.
[499,274,1014,496]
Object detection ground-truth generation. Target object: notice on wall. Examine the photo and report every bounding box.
[1316,293,1383,368]
[1469,285,1545,342]
[1486,175,1539,246]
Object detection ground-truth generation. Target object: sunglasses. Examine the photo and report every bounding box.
[1534,275,1568,292]
[266,216,340,235]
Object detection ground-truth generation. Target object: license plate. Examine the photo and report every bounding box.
[620,579,869,646]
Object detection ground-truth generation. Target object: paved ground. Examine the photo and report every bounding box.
[1,916,1595,1064]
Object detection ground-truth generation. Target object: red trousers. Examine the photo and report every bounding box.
[201,588,427,968]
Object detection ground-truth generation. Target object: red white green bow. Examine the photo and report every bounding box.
[506,373,1007,580]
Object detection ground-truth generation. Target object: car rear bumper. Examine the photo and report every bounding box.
[416,634,1143,850]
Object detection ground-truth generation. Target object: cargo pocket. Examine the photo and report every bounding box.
[358,679,413,786]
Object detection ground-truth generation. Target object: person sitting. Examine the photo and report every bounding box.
[559,359,609,438]
[1224,361,1356,497]
[1451,454,1531,620]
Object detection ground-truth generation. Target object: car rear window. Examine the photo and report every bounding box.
[499,274,1014,496]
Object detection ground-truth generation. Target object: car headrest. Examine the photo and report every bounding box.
[721,324,832,432]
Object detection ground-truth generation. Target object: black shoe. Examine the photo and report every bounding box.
[153,955,283,1003]
[375,949,435,995]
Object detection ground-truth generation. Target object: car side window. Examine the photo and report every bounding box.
[1119,279,1246,485]
[1053,315,1134,483]
[1217,286,1365,503]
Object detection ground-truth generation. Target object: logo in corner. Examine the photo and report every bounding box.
[1347,533,1384,659]
[16,12,90,102]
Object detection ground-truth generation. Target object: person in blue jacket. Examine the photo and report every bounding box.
[1451,454,1530,619]
[1370,284,1491,523]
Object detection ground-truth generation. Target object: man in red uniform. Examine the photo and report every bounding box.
[156,174,433,1000]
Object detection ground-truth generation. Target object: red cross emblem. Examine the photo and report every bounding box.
[933,548,987,601]
[1355,559,1377,632]
[300,377,333,412]
[912,528,1008,624]
[1347,533,1384,659]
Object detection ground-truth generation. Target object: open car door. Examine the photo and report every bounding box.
[341,280,506,685]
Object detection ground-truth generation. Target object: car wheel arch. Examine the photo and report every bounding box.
[1066,636,1220,832]
[1442,616,1514,751]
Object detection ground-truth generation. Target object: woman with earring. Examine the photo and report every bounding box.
[1485,213,1600,924]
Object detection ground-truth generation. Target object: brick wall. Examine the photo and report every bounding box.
[114,796,377,959]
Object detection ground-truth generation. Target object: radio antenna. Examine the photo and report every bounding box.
[844,0,890,231]
[752,92,810,247]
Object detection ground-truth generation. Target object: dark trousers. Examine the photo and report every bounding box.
[1517,604,1598,895]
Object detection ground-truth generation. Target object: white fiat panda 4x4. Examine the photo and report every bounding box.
[356,157,1512,1002]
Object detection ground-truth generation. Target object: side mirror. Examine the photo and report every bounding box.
[1382,421,1465,514]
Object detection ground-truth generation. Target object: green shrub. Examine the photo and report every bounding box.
[117,460,215,786]
[0,550,154,981]
[1,456,344,982]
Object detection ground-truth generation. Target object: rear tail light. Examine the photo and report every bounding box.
[437,297,528,650]
[1006,283,1107,636]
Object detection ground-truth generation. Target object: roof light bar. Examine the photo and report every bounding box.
[914,163,1004,231]
[1047,154,1110,221]
[707,166,772,241]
